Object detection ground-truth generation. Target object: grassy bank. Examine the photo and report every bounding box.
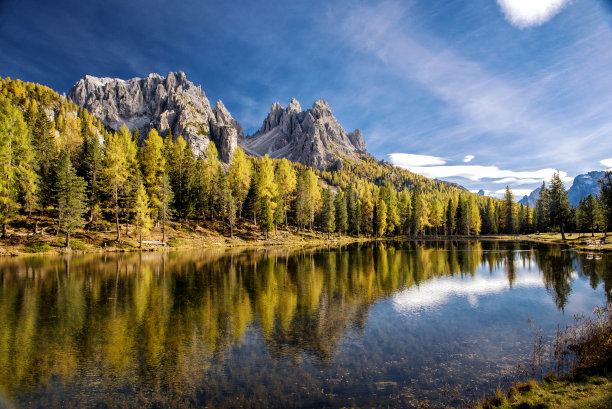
[481,304,612,409]
[0,214,372,257]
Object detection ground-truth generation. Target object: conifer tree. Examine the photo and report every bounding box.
[0,102,32,237]
[446,197,455,235]
[398,188,411,235]
[411,188,428,236]
[501,186,515,234]
[204,141,221,220]
[547,171,570,240]
[78,125,102,226]
[273,157,296,227]
[228,147,253,219]
[598,171,612,236]
[167,136,194,220]
[321,187,336,239]
[255,155,277,238]
[375,197,387,237]
[535,182,549,233]
[334,188,348,236]
[142,129,166,224]
[361,187,374,236]
[102,130,128,241]
[55,152,87,249]
[32,110,57,215]
[133,181,152,248]
[578,194,600,236]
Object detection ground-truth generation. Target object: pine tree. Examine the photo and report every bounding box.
[361,187,374,236]
[535,182,549,233]
[32,109,57,215]
[501,186,515,234]
[167,136,195,220]
[398,188,411,235]
[77,125,103,226]
[548,171,570,240]
[159,171,173,243]
[598,172,612,236]
[578,194,599,236]
[411,188,428,236]
[133,181,152,248]
[55,152,87,249]
[446,197,455,235]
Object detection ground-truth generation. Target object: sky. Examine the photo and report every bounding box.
[1,0,612,199]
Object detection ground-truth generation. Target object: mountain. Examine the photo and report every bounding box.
[240,98,367,171]
[67,71,241,163]
[518,186,541,207]
[567,171,605,206]
[518,170,605,207]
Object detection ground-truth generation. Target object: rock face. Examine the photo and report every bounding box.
[567,171,605,206]
[67,72,241,163]
[518,171,606,207]
[240,98,367,170]
[518,186,541,208]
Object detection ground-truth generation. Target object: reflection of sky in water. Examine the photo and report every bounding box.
[0,244,609,408]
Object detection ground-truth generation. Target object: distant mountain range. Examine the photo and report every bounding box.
[68,71,366,170]
[518,171,606,207]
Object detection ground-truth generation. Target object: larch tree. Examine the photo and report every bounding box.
[102,130,128,242]
[203,141,221,220]
[273,157,296,228]
[133,181,152,248]
[55,152,87,249]
[228,146,253,219]
[0,102,32,237]
[142,129,166,225]
[375,197,387,237]
[334,188,348,236]
[255,155,277,239]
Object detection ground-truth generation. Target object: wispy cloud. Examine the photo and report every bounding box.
[601,158,612,167]
[463,155,475,163]
[388,153,446,166]
[497,0,572,28]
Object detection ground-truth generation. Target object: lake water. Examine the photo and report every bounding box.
[0,241,610,408]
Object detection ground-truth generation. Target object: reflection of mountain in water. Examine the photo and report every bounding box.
[0,241,610,407]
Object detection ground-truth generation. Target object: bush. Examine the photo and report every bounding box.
[23,242,51,253]
[167,238,180,247]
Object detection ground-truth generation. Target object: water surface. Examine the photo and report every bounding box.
[0,241,610,408]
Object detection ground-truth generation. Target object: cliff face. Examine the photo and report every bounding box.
[67,71,241,163]
[567,171,605,206]
[240,98,367,170]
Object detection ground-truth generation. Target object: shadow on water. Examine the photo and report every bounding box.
[0,241,610,408]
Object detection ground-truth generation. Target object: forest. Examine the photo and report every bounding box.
[1,77,612,248]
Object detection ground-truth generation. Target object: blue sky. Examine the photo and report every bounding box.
[1,0,612,198]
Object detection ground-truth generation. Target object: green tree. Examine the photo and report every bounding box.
[578,194,600,236]
[398,188,411,235]
[501,186,515,234]
[535,182,549,233]
[142,129,166,224]
[547,171,570,240]
[446,197,456,235]
[204,141,221,220]
[598,172,612,236]
[55,152,87,249]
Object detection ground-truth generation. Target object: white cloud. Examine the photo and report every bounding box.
[497,0,571,28]
[494,188,534,197]
[493,177,547,185]
[463,155,475,163]
[390,154,569,183]
[388,153,446,167]
[601,158,612,167]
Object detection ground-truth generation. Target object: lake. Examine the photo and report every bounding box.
[0,241,610,408]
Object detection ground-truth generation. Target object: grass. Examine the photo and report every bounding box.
[481,304,612,409]
[22,241,51,253]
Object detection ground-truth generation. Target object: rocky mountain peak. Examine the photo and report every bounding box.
[67,71,241,163]
[240,98,367,170]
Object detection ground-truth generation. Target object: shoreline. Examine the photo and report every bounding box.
[2,227,611,258]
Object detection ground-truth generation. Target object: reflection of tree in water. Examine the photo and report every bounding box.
[0,242,608,407]
[534,246,575,311]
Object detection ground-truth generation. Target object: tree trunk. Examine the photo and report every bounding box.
[162,214,166,244]
[230,224,234,239]
[2,223,6,238]
[115,204,121,242]
[561,226,566,241]
[65,230,70,249]
[139,227,142,248]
